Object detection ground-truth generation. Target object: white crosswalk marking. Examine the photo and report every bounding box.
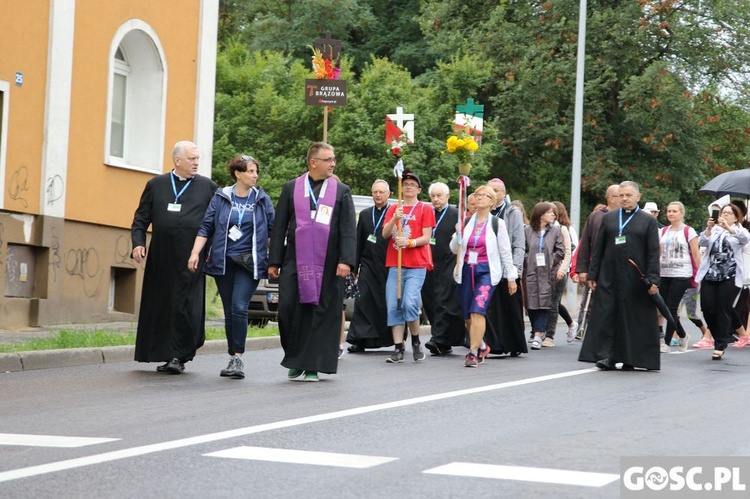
[0,433,120,448]
[424,463,620,487]
[204,446,398,468]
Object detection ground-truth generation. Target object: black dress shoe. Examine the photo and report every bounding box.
[165,358,184,374]
[347,344,365,353]
[621,364,635,371]
[156,362,169,372]
[595,358,615,370]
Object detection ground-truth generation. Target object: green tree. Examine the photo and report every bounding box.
[419,0,750,221]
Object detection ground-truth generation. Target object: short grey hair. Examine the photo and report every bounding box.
[429,182,449,196]
[172,141,197,160]
[619,180,640,193]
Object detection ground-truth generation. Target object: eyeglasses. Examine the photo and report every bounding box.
[240,155,256,162]
[314,157,336,164]
[475,193,492,199]
[403,183,420,188]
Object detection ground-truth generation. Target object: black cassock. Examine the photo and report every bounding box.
[131,172,217,363]
[579,209,661,370]
[421,206,466,348]
[269,178,356,374]
[347,204,392,349]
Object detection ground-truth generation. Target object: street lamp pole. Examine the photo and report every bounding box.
[567,0,588,313]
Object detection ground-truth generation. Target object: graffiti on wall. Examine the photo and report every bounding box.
[114,235,135,267]
[65,246,100,298]
[8,165,29,208]
[46,175,64,205]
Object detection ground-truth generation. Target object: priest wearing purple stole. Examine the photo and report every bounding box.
[268,142,357,382]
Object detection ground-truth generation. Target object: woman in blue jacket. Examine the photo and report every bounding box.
[188,154,275,379]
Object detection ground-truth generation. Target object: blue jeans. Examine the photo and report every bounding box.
[214,259,260,355]
[386,267,426,326]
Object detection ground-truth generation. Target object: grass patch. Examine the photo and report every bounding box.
[0,325,278,353]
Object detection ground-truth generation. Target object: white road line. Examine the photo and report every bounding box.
[204,446,397,468]
[0,434,120,448]
[0,367,596,483]
[424,463,620,488]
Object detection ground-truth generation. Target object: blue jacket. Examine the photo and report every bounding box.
[197,185,275,278]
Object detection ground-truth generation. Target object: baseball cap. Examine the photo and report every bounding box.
[643,202,659,212]
[402,171,421,188]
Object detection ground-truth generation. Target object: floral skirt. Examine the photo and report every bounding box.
[459,262,496,320]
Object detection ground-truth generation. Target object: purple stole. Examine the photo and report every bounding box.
[293,173,337,304]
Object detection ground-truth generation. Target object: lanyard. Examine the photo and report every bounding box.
[170,172,193,203]
[232,187,255,228]
[432,207,449,237]
[472,219,487,248]
[402,202,418,223]
[372,205,388,235]
[618,207,639,236]
[307,178,321,209]
[538,229,546,252]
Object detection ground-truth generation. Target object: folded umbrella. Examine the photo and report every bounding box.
[627,259,687,339]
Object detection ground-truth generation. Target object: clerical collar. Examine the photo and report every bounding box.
[172,169,191,181]
[624,208,633,214]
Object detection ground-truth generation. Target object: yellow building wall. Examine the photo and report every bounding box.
[0,1,50,214]
[65,0,201,228]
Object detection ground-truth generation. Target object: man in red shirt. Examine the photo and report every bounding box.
[381,172,436,363]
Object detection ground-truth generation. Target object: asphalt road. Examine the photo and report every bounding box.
[2,323,750,499]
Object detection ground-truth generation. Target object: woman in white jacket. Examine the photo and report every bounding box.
[697,203,750,360]
[450,185,518,367]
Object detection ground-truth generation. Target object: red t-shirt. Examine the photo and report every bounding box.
[384,201,436,269]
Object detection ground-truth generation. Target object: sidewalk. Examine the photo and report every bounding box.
[0,321,280,374]
[0,321,435,373]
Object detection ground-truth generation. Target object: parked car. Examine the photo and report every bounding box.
[248,276,355,326]
[247,194,395,326]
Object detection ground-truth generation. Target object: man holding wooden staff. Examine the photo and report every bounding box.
[382,171,435,363]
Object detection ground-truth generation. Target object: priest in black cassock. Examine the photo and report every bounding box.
[579,181,661,371]
[422,182,466,355]
[131,141,218,374]
[268,142,356,382]
[346,179,393,352]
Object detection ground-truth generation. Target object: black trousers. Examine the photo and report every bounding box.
[700,279,740,351]
[660,277,691,342]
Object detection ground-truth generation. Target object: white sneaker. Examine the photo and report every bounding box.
[678,334,690,352]
[531,337,542,350]
[567,321,579,343]
[660,343,671,354]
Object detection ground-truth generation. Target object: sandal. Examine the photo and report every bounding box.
[692,338,714,349]
[733,336,750,348]
[711,350,725,361]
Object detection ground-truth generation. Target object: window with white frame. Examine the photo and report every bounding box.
[105,21,167,172]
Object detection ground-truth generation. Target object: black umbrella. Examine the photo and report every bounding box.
[627,259,687,338]
[699,169,750,198]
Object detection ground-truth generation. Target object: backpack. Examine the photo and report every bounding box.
[660,226,698,288]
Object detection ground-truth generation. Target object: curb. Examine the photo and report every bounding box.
[0,336,282,373]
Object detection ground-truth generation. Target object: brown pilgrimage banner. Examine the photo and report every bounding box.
[305,79,347,107]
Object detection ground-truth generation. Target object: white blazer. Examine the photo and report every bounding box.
[450,214,518,285]
[697,224,750,288]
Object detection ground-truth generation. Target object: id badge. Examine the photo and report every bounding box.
[615,235,627,245]
[535,252,546,267]
[367,234,377,244]
[228,225,243,241]
[167,203,181,212]
[429,237,436,246]
[468,251,478,265]
[311,210,317,219]
[315,204,333,225]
